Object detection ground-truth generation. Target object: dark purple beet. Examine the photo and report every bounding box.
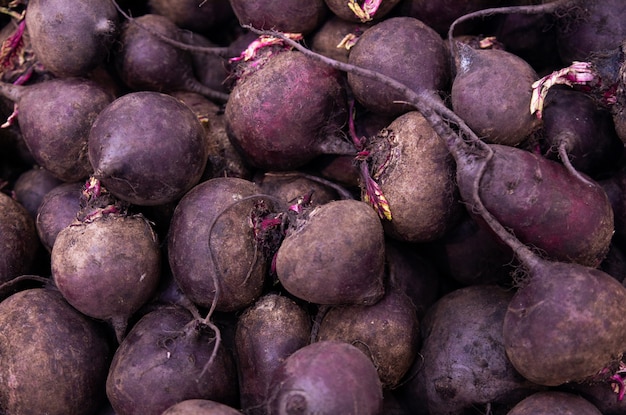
[347,16,450,116]
[88,91,209,206]
[0,191,39,283]
[506,391,603,415]
[115,14,229,103]
[266,341,383,414]
[229,0,328,34]
[235,293,312,414]
[106,305,239,415]
[225,50,352,170]
[0,288,112,415]
[148,0,234,33]
[0,78,114,182]
[35,181,83,252]
[12,166,63,219]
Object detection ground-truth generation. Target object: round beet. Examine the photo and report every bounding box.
[12,166,63,219]
[275,199,385,305]
[35,181,83,252]
[266,340,383,414]
[0,288,111,415]
[51,183,161,340]
[317,287,420,388]
[450,43,541,146]
[347,16,450,116]
[88,91,209,206]
[106,305,239,415]
[148,0,234,33]
[0,78,114,182]
[0,191,39,283]
[225,50,351,170]
[167,177,278,312]
[25,0,118,77]
[235,293,312,414]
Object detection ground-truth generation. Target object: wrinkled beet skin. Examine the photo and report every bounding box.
[225,51,349,171]
[107,306,239,415]
[0,288,111,415]
[475,145,614,267]
[267,341,383,415]
[89,91,208,206]
[503,262,626,386]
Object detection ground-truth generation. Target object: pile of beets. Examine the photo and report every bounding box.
[3,0,626,414]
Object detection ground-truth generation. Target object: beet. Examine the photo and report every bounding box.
[316,287,420,388]
[35,181,83,252]
[162,399,242,415]
[506,391,603,415]
[225,50,352,170]
[25,0,118,77]
[310,16,371,63]
[254,171,345,206]
[0,288,111,415]
[148,0,234,33]
[0,190,38,283]
[266,340,383,414]
[114,14,229,103]
[450,42,541,146]
[275,199,385,305]
[51,180,161,340]
[364,110,462,242]
[229,0,328,34]
[106,305,239,415]
[235,293,312,414]
[167,177,278,312]
[12,166,63,218]
[88,91,209,206]
[347,16,450,116]
[0,77,114,182]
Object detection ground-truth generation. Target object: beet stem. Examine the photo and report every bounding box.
[347,0,382,22]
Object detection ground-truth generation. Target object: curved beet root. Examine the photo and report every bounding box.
[89,91,208,206]
[225,50,351,171]
[25,0,118,77]
[229,0,328,34]
[317,286,420,388]
[0,191,39,283]
[266,340,383,415]
[51,179,161,341]
[106,305,239,415]
[235,293,312,414]
[0,77,114,182]
[167,177,279,312]
[114,14,229,103]
[347,16,450,117]
[275,199,385,306]
[0,288,111,415]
